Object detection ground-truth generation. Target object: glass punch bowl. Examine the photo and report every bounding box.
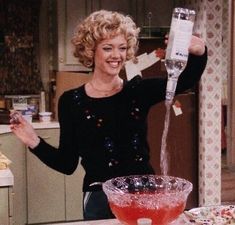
[103,175,192,225]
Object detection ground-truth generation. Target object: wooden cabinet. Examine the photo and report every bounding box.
[65,165,84,220]
[26,129,65,224]
[57,0,92,72]
[0,134,27,225]
[0,128,85,225]
[0,188,9,225]
[0,169,14,225]
[0,187,13,225]
[26,128,85,223]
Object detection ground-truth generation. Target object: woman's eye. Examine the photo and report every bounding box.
[103,47,112,51]
[120,47,127,51]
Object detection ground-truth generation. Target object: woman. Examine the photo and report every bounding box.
[10,10,207,220]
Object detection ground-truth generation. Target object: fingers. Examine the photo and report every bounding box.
[164,33,169,45]
[10,111,21,125]
[188,44,205,56]
[192,33,201,38]
[189,35,205,55]
[10,111,27,125]
[9,119,22,131]
[9,124,16,131]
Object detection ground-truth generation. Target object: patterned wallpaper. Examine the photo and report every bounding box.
[185,0,223,206]
[222,2,229,104]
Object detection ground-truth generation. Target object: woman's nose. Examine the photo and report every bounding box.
[111,49,120,58]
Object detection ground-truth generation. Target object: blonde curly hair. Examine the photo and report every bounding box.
[71,10,140,68]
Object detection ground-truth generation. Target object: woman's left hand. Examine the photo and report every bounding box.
[188,35,206,56]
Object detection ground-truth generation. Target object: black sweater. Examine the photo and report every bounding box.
[31,51,207,192]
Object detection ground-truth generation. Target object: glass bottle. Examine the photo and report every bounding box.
[165,7,196,104]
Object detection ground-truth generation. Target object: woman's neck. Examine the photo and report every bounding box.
[85,75,123,98]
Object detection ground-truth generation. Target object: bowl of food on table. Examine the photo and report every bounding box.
[102,174,192,225]
[184,205,235,225]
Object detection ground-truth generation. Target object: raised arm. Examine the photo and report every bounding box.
[176,35,207,93]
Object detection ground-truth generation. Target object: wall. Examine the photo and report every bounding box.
[185,0,224,206]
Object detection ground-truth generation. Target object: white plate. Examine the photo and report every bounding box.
[184,205,235,224]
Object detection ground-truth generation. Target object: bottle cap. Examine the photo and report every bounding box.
[137,218,152,225]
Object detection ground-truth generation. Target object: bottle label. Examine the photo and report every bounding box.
[167,18,194,61]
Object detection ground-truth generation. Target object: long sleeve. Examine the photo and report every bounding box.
[30,92,80,175]
[175,47,208,94]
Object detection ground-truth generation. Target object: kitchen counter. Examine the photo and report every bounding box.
[38,215,189,225]
[0,168,14,186]
[44,219,120,225]
[0,121,59,134]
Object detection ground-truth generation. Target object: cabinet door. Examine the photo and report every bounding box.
[57,0,91,71]
[0,134,27,225]
[26,128,66,224]
[0,187,9,225]
[65,162,85,220]
[136,0,173,28]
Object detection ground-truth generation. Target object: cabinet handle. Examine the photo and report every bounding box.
[40,136,51,139]
[9,217,14,225]
[9,189,14,217]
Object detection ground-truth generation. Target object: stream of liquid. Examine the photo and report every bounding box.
[160,101,171,175]
[161,61,186,175]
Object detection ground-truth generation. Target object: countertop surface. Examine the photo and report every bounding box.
[44,219,120,225]
[0,121,59,134]
[37,215,189,225]
[0,168,14,186]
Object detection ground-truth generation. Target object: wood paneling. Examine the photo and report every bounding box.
[55,72,92,119]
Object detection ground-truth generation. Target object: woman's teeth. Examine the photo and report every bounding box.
[109,61,119,67]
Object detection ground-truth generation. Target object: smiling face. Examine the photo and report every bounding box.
[93,34,127,78]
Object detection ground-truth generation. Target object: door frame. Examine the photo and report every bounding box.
[227,0,235,167]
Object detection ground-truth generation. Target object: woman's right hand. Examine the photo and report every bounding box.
[9,111,40,149]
